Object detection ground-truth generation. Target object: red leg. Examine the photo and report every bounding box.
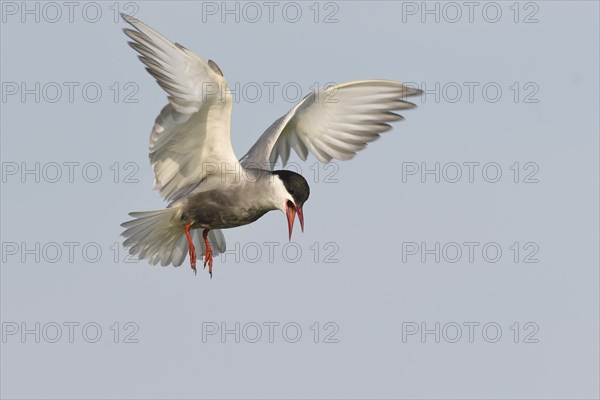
[184,223,197,275]
[202,229,213,278]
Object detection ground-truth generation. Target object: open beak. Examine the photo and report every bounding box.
[297,205,304,233]
[286,201,304,240]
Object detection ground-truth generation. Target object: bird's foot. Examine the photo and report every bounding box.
[202,229,214,278]
[184,223,197,275]
[203,250,213,278]
[190,246,197,275]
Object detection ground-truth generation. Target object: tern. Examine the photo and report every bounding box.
[120,14,422,277]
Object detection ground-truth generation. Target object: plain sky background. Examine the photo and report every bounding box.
[1,1,599,399]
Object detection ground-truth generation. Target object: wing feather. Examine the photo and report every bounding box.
[241,80,421,168]
[122,14,238,202]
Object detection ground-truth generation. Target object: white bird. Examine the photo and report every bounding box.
[119,14,422,277]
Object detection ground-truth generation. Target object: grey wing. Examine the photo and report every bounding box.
[240,80,422,168]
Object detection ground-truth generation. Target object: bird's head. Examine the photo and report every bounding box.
[272,170,310,240]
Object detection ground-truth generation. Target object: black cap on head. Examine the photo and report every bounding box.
[272,170,310,206]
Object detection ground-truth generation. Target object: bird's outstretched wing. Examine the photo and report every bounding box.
[240,80,422,168]
[122,14,238,202]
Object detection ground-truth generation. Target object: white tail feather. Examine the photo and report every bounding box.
[121,208,226,267]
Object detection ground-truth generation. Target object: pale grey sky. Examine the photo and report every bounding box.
[1,1,599,399]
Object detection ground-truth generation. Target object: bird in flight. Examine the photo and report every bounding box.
[120,14,422,277]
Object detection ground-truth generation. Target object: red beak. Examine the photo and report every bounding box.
[286,201,304,240]
[297,205,304,233]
